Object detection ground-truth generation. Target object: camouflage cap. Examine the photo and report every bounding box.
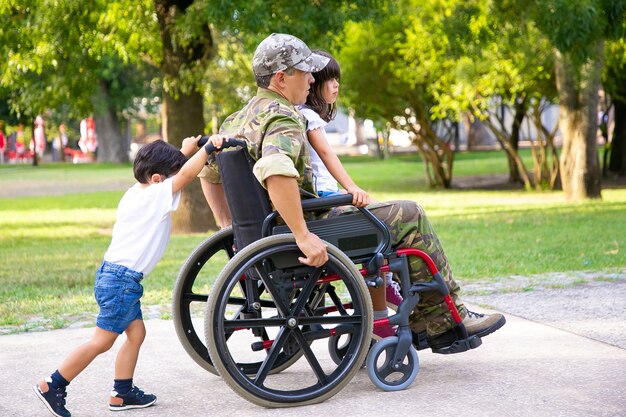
[253,33,330,77]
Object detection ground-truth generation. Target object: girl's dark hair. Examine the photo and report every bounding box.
[305,50,340,122]
[133,140,188,184]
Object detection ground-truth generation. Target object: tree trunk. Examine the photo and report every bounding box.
[94,81,127,163]
[408,96,453,188]
[156,0,216,233]
[482,115,532,190]
[508,97,527,183]
[554,46,603,201]
[163,90,215,233]
[609,98,626,176]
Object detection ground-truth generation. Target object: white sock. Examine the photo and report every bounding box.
[385,272,394,285]
[373,310,388,320]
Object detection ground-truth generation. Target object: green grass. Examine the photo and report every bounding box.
[0,150,624,332]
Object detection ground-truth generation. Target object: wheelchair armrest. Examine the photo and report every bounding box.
[262,194,354,235]
[301,194,354,212]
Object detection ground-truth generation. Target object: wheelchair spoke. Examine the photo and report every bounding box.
[377,365,395,379]
[326,286,350,315]
[290,268,323,317]
[222,241,235,258]
[253,266,291,317]
[298,314,364,326]
[290,327,327,384]
[223,317,284,329]
[182,292,208,303]
[253,327,291,386]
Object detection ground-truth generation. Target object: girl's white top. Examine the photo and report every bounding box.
[299,107,340,194]
[104,177,181,274]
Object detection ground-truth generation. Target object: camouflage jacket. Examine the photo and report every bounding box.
[204,88,316,197]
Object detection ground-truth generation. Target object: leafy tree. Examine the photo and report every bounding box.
[499,0,626,200]
[339,3,457,188]
[1,0,381,231]
[444,2,559,190]
[0,0,160,163]
[202,33,255,134]
[154,0,381,231]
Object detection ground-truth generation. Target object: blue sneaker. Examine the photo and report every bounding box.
[33,378,71,417]
[109,385,157,411]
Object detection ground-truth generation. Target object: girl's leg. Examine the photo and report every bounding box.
[370,285,395,339]
[368,285,387,312]
[57,327,119,381]
[114,319,146,379]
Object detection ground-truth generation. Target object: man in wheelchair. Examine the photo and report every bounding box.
[198,33,505,354]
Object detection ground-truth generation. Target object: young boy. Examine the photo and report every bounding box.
[34,135,211,417]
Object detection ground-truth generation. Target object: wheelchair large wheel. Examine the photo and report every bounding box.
[172,227,235,374]
[173,227,306,375]
[205,234,373,408]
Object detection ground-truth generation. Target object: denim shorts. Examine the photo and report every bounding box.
[94,261,144,334]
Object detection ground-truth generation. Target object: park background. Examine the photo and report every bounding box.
[0,1,625,333]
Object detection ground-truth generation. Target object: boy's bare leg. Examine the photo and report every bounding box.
[57,327,119,381]
[114,319,146,379]
[200,178,232,229]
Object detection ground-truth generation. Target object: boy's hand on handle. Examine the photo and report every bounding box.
[204,135,229,154]
[181,135,202,157]
[346,186,370,207]
[295,232,328,267]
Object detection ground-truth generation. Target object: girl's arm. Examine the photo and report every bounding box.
[307,128,370,207]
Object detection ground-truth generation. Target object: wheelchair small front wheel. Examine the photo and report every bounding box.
[366,336,419,391]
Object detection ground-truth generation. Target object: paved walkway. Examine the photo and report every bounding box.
[2,294,625,417]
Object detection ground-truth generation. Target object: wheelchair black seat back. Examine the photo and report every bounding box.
[172,139,473,408]
[214,139,390,263]
[213,140,272,251]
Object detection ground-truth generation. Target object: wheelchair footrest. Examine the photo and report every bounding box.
[411,330,430,351]
[430,334,482,354]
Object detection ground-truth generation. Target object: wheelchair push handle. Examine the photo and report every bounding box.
[199,136,247,155]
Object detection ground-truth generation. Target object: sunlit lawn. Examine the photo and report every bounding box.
[1,150,624,332]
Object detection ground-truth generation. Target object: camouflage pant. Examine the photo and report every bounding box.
[328,200,467,336]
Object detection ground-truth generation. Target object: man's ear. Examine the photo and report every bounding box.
[273,71,286,87]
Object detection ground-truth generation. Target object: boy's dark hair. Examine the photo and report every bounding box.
[133,140,188,184]
[305,50,341,123]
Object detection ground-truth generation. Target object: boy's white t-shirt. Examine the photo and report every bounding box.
[104,177,181,275]
[299,107,340,194]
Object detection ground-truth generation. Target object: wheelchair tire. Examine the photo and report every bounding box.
[206,234,373,408]
[366,336,419,391]
[173,228,304,376]
[328,333,352,365]
[172,227,235,374]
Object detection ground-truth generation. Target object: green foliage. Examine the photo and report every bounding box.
[543,0,625,62]
[498,0,626,65]
[0,0,159,121]
[338,17,406,124]
[202,31,255,133]
[190,0,383,48]
[604,39,626,102]
[1,158,625,332]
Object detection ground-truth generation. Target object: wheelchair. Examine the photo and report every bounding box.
[172,139,480,407]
